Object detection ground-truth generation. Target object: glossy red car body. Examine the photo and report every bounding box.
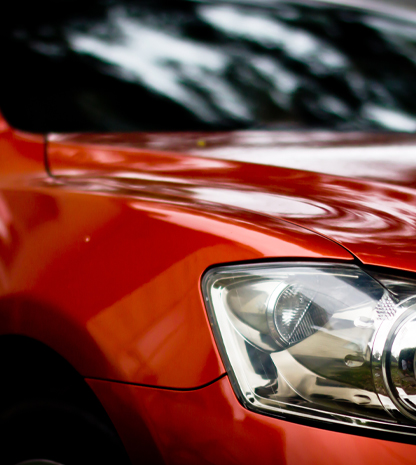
[2,110,416,463]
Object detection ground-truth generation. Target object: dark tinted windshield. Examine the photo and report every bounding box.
[2,0,416,132]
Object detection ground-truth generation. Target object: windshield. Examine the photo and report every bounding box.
[2,0,416,132]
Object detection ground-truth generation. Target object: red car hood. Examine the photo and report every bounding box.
[48,131,416,273]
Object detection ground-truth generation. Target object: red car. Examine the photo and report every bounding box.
[2,0,416,463]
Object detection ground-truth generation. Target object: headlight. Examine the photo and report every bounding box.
[202,262,416,437]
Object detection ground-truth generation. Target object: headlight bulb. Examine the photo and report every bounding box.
[267,281,329,348]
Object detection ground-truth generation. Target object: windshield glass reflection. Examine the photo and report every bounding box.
[3,0,416,132]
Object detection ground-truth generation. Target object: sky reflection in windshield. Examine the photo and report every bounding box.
[3,0,416,132]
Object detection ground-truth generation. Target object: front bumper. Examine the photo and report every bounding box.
[87,375,416,464]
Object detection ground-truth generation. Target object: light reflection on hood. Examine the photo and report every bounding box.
[185,132,416,183]
[193,187,331,218]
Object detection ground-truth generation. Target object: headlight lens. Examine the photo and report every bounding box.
[202,263,416,436]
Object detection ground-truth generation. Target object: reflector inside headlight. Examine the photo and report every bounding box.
[202,263,416,436]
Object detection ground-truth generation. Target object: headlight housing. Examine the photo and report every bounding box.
[202,262,416,437]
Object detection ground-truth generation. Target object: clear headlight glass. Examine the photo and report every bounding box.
[202,263,416,436]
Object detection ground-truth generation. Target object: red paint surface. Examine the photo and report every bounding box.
[48,131,416,273]
[1,112,416,462]
[88,375,416,465]
[0,113,352,388]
